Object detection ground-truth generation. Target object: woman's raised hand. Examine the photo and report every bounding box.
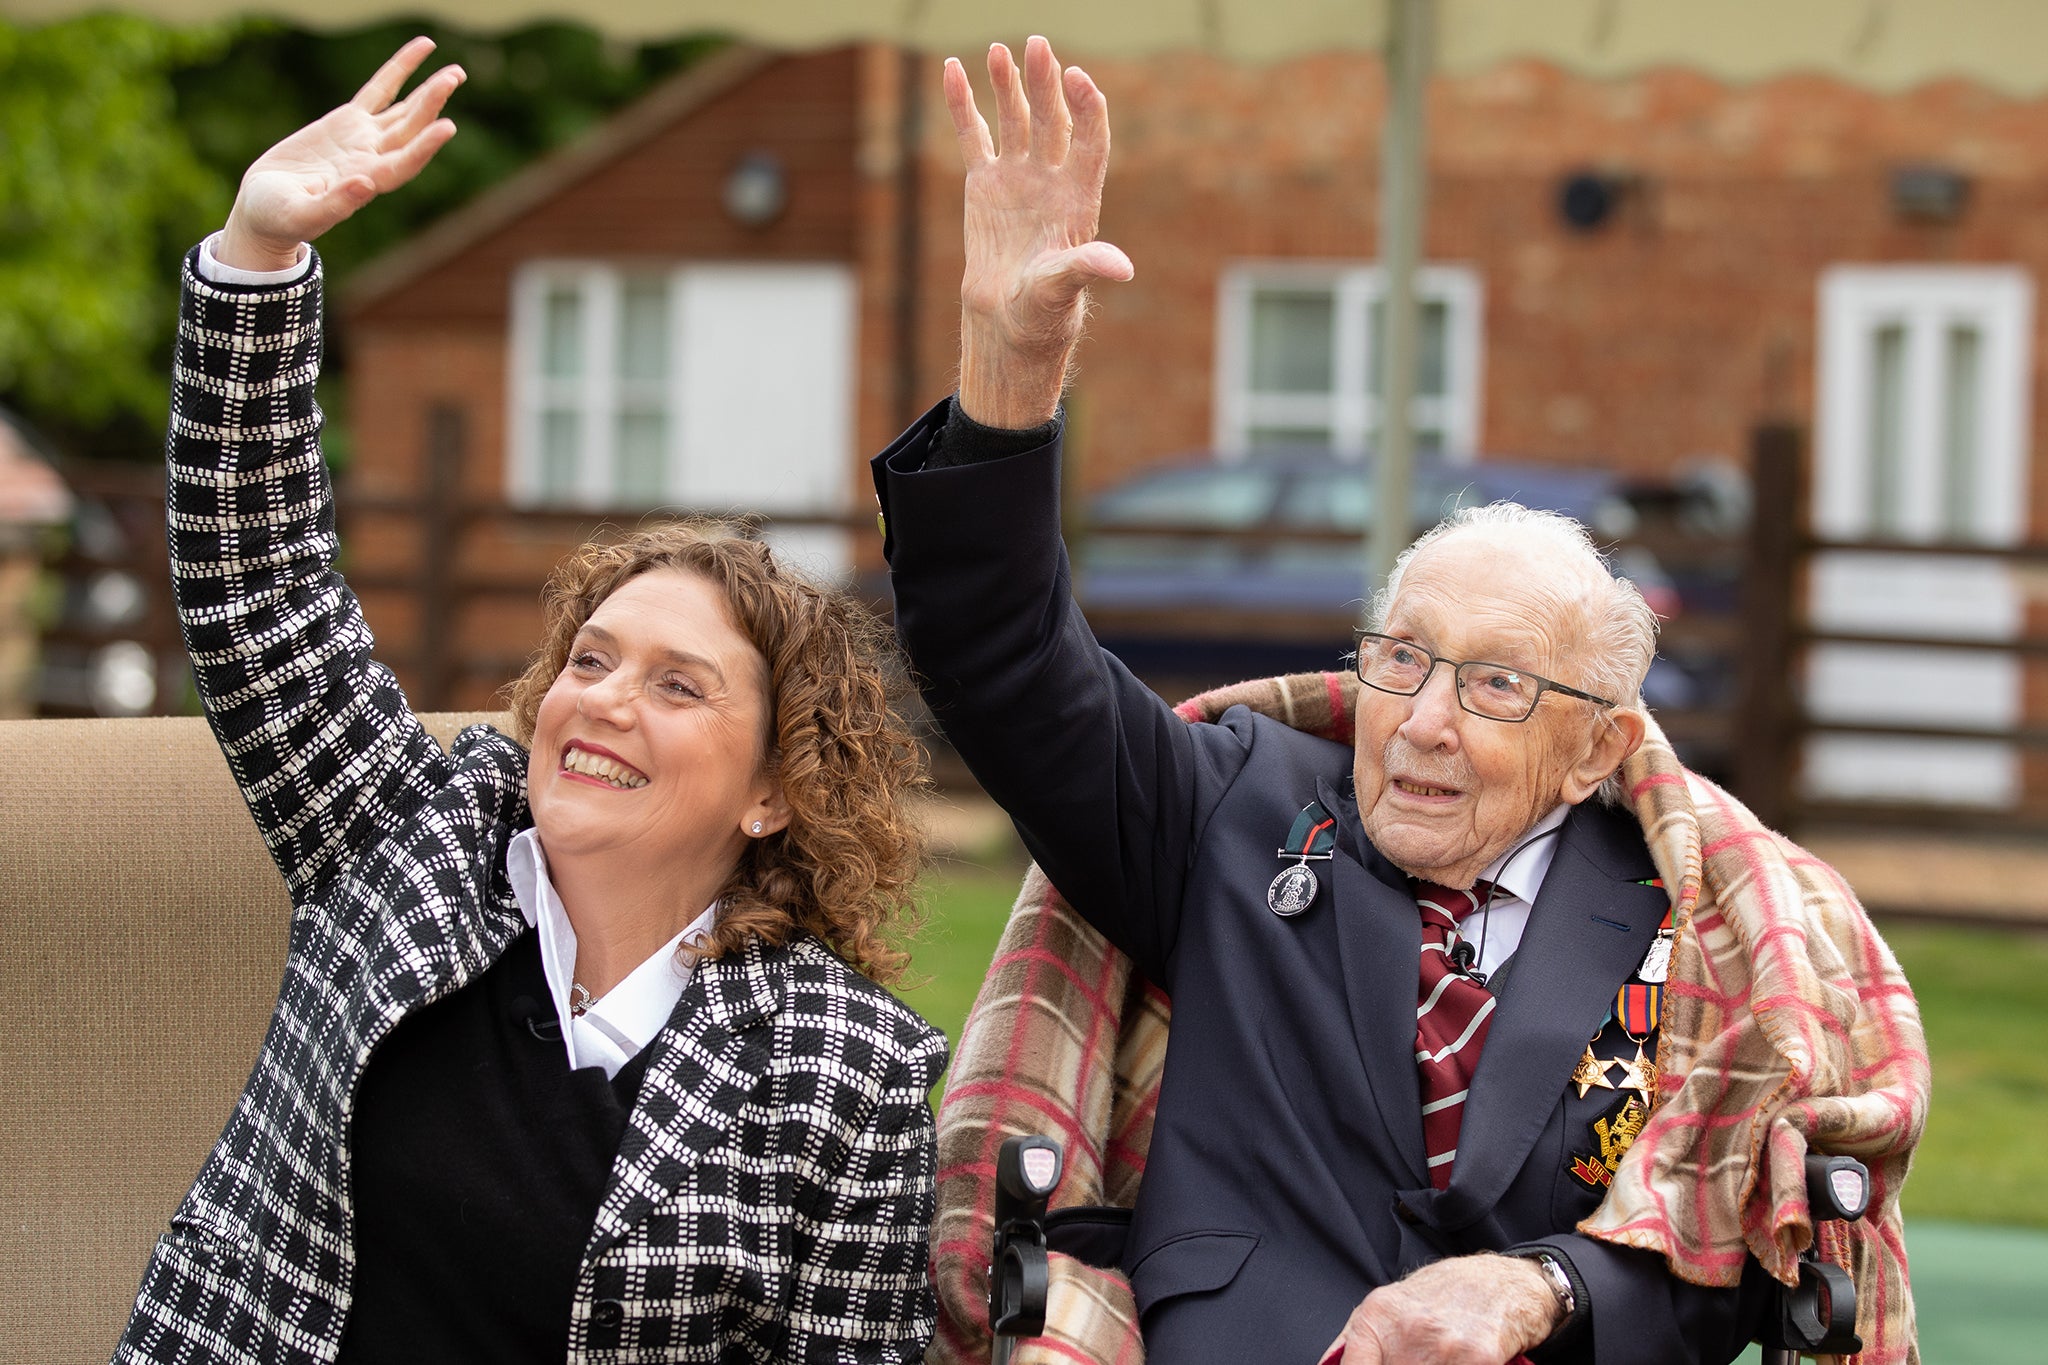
[218,37,464,272]
[946,36,1134,428]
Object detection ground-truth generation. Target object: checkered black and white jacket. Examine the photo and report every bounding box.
[115,251,947,1365]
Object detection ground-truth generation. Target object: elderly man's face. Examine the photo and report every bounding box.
[1353,532,1639,889]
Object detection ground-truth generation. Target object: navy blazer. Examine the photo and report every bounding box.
[875,401,1771,1365]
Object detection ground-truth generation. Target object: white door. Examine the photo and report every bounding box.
[675,264,858,579]
[1808,266,2033,806]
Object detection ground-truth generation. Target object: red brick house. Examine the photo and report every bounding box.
[344,42,2047,809]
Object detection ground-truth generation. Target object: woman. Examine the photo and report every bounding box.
[117,39,944,1365]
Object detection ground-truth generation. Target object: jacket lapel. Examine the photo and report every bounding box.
[584,934,784,1259]
[1323,776,1432,1186]
[1430,801,1666,1229]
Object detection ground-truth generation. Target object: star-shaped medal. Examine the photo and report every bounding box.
[1570,1044,1618,1099]
[1612,1040,1659,1106]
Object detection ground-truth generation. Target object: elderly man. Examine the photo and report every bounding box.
[876,37,1915,1365]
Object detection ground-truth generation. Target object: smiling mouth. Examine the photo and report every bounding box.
[1393,778,1461,798]
[561,746,648,789]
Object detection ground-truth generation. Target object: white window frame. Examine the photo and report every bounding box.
[1815,265,2033,544]
[509,263,676,507]
[1213,261,1485,462]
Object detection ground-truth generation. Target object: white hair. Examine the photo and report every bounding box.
[1368,501,1659,804]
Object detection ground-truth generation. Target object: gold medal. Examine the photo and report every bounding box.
[1612,1040,1659,1107]
[1570,1044,1618,1098]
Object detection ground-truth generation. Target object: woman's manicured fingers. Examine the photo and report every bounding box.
[352,35,436,113]
[380,63,465,150]
[379,118,458,192]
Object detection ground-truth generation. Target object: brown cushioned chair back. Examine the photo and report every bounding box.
[0,712,509,1362]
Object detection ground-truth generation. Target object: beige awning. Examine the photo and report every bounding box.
[6,0,2048,94]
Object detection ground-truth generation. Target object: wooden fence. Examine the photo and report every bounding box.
[33,423,2048,841]
[1739,428,2048,837]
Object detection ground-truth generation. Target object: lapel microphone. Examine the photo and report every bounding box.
[1454,823,1566,986]
[510,994,562,1042]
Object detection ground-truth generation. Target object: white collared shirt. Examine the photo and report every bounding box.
[1455,802,1572,979]
[197,229,312,286]
[505,829,715,1079]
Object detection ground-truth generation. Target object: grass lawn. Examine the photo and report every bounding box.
[1884,921,2048,1229]
[895,860,1026,1092]
[897,859,2048,1231]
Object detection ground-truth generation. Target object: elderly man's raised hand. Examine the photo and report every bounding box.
[218,37,464,273]
[1316,1253,1561,1365]
[946,36,1134,428]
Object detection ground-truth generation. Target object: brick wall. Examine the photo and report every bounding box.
[345,45,2048,719]
[907,51,2048,532]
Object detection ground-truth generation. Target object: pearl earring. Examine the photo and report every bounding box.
[751,821,764,835]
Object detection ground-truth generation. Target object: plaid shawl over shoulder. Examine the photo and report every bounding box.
[928,672,1926,1365]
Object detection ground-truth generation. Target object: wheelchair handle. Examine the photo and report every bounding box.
[990,1136,1065,1362]
[1762,1152,1869,1364]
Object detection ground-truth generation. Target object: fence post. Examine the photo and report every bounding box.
[419,404,464,712]
[1733,424,1805,832]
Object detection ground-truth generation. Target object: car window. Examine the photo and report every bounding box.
[1091,466,1277,528]
[1278,468,1453,532]
[1277,469,1371,531]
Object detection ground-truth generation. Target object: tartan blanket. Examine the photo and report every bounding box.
[927,672,1926,1365]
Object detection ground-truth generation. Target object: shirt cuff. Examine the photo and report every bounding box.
[926,395,1063,470]
[198,230,312,286]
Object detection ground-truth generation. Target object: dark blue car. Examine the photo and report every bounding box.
[1075,453,1700,710]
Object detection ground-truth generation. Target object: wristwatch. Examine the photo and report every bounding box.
[1506,1246,1578,1322]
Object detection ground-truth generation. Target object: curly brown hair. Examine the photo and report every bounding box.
[505,522,926,983]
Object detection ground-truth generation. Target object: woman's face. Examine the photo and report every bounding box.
[526,568,789,876]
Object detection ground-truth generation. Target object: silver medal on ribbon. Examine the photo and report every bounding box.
[1267,861,1319,916]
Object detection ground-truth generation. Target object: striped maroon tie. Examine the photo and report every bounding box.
[1413,879,1497,1190]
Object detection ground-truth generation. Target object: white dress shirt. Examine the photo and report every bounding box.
[1455,801,1572,979]
[505,829,714,1079]
[198,230,312,286]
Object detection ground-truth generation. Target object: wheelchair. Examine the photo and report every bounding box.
[987,1135,1870,1365]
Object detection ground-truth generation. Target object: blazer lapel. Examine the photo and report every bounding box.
[1431,802,1666,1229]
[1324,776,1432,1187]
[584,934,784,1259]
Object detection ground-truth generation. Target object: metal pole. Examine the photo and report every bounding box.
[1369,0,1434,607]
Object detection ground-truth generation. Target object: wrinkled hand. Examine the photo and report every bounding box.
[944,35,1134,427]
[219,36,464,272]
[1317,1254,1560,1365]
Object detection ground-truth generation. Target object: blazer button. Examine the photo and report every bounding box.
[591,1299,625,1328]
[1393,1199,1422,1226]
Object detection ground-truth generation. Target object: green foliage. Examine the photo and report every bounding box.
[0,16,721,456]
[0,17,228,438]
[169,21,725,290]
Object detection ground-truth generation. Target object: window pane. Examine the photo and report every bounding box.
[1277,470,1370,531]
[1868,324,1906,533]
[542,285,583,379]
[1943,324,1982,539]
[540,409,580,498]
[1247,425,1333,450]
[1091,467,1276,527]
[619,277,669,383]
[1368,298,1450,397]
[1249,289,1336,393]
[615,411,667,502]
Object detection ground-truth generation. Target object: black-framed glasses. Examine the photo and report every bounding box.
[1349,629,1617,723]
